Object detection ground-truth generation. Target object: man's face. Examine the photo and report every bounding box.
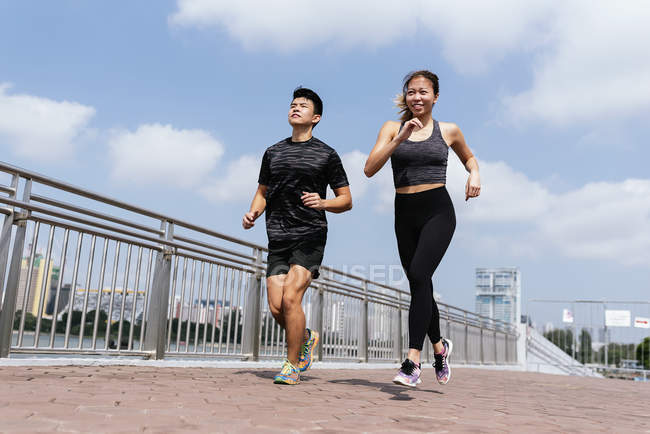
[288,97,320,128]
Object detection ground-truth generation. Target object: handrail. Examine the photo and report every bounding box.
[0,159,519,363]
[0,160,262,250]
[0,191,517,335]
[0,185,15,195]
[30,194,164,236]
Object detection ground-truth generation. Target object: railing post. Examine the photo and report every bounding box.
[0,173,19,307]
[358,280,368,362]
[445,305,451,342]
[464,312,469,364]
[312,283,324,362]
[394,292,402,362]
[494,326,498,364]
[143,221,173,359]
[479,321,485,364]
[0,178,31,358]
[242,247,262,361]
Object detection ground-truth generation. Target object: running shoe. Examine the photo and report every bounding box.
[434,338,453,385]
[392,358,422,387]
[297,328,320,372]
[273,359,300,385]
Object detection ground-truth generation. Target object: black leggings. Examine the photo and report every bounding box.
[394,187,456,351]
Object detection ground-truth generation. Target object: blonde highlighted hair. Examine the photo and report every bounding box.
[395,70,440,123]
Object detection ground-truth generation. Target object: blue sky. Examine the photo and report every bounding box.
[1,1,650,326]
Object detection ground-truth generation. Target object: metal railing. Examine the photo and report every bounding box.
[0,160,517,364]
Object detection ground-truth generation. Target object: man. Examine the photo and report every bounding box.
[243,87,352,384]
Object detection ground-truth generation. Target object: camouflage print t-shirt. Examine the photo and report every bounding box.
[257,136,349,243]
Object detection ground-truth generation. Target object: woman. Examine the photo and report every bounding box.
[364,70,481,387]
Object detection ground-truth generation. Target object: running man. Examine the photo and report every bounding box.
[364,70,481,387]
[243,87,352,385]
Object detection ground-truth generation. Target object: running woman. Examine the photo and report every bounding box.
[243,87,352,385]
[364,71,481,387]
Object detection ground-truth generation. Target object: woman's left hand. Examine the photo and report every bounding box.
[465,171,481,201]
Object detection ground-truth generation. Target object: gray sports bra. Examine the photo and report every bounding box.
[390,120,449,188]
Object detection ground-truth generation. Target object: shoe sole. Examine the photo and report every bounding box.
[273,376,300,385]
[393,376,418,387]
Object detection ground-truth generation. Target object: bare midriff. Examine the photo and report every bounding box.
[395,183,445,194]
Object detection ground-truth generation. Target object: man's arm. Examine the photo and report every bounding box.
[242,184,268,229]
[301,186,352,213]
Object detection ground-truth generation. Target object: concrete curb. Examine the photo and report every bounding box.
[0,356,525,371]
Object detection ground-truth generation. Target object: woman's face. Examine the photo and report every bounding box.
[405,76,438,117]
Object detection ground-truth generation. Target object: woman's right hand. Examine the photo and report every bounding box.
[394,118,423,144]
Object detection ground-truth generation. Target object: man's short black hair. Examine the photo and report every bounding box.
[293,87,323,116]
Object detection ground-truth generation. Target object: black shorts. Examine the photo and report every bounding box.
[266,237,326,280]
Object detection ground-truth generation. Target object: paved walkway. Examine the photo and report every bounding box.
[0,365,648,433]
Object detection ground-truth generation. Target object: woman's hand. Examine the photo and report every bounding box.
[394,118,423,144]
[465,171,481,201]
[301,192,325,210]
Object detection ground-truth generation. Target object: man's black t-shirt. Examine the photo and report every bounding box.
[258,136,349,243]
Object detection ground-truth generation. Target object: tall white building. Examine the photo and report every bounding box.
[475,267,521,324]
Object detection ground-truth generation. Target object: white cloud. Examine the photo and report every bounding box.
[539,179,650,265]
[108,123,224,188]
[452,158,650,266]
[446,156,553,222]
[169,0,416,52]
[337,150,396,212]
[419,1,555,75]
[503,2,650,125]
[170,1,650,125]
[0,83,95,161]
[341,147,650,266]
[199,154,261,202]
[169,0,548,72]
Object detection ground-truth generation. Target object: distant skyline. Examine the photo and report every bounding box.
[1,1,649,325]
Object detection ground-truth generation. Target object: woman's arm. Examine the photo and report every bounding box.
[364,119,423,177]
[301,186,352,213]
[242,184,267,229]
[446,123,481,201]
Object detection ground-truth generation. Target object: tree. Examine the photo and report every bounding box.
[544,328,574,357]
[577,329,593,364]
[595,342,636,367]
[637,337,650,370]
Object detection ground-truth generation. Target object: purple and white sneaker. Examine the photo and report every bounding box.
[393,359,421,387]
[434,338,453,385]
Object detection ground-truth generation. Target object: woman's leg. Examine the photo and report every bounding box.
[404,208,456,362]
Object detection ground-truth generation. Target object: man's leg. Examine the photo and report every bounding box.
[281,264,312,366]
[266,274,286,329]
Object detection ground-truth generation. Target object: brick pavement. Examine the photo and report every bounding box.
[0,365,648,433]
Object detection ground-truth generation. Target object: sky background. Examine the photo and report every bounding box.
[1,0,650,328]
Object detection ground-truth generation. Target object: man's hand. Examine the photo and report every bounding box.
[242,210,260,229]
[301,191,326,210]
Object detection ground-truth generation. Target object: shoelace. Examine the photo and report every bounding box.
[400,359,416,375]
[281,362,296,375]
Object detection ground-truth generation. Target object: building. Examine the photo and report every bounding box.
[17,253,59,318]
[475,267,521,324]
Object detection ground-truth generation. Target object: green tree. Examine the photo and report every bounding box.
[544,328,574,357]
[595,342,636,367]
[637,337,650,370]
[577,329,593,364]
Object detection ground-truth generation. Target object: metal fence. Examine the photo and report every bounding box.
[528,300,650,380]
[0,161,517,364]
